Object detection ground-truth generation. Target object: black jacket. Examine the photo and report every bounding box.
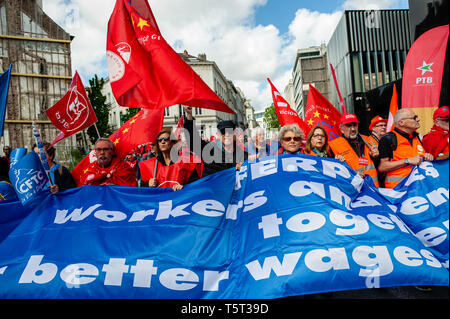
[183,117,248,177]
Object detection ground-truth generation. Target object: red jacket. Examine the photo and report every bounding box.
[80,157,137,186]
[423,125,449,158]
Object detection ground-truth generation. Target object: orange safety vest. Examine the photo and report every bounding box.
[384,131,425,189]
[329,135,379,187]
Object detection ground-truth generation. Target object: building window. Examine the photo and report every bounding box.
[165,107,170,116]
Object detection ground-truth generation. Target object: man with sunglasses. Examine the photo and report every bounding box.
[182,106,248,176]
[422,106,449,159]
[329,113,380,187]
[80,138,136,186]
[378,109,434,189]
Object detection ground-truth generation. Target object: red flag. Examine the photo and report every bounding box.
[401,24,449,135]
[304,84,342,140]
[387,84,398,132]
[330,63,347,114]
[45,71,97,147]
[106,0,233,113]
[267,78,308,134]
[71,108,164,186]
[174,116,184,140]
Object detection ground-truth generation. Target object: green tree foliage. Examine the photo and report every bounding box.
[121,107,140,124]
[86,75,112,144]
[263,104,280,129]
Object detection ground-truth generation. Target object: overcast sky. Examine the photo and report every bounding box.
[42,0,408,112]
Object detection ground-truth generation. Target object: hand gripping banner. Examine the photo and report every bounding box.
[0,155,448,298]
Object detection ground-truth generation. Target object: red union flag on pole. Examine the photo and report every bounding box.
[267,78,308,134]
[304,84,342,141]
[401,24,449,135]
[45,71,97,147]
[106,0,233,114]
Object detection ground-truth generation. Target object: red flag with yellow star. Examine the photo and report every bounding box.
[71,108,164,186]
[107,0,233,114]
[304,84,342,141]
[267,78,308,134]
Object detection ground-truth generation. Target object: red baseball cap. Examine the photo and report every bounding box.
[433,106,449,120]
[340,113,360,125]
[369,115,388,130]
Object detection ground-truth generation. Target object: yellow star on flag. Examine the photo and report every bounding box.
[307,119,314,126]
[313,111,320,118]
[137,17,149,30]
[114,138,120,146]
[129,118,137,124]
[323,114,329,119]
[122,127,129,134]
[83,168,89,174]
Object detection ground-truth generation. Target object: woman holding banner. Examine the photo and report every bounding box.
[33,142,76,194]
[139,128,201,191]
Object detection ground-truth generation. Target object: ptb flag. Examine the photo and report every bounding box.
[107,0,233,113]
[401,24,449,135]
[45,71,98,147]
[0,64,12,137]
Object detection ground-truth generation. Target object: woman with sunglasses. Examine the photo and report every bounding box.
[278,124,305,154]
[139,128,200,191]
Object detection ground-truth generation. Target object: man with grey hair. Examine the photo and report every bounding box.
[80,138,136,186]
[378,108,434,188]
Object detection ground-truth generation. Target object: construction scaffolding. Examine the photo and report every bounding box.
[0,0,77,166]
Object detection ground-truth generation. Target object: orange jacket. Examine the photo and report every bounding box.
[384,131,425,189]
[329,135,379,187]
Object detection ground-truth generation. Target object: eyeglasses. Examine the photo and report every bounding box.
[437,118,449,122]
[401,115,419,121]
[312,134,326,139]
[283,136,302,142]
[95,147,112,152]
[157,137,171,143]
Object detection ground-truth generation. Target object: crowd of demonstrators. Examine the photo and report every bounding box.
[32,142,76,194]
[378,109,434,189]
[138,128,200,191]
[79,138,137,186]
[0,105,448,197]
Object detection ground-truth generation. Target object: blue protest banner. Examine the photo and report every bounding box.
[8,151,48,205]
[0,155,448,298]
[0,64,12,137]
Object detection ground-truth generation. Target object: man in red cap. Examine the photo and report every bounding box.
[422,106,449,158]
[329,113,380,186]
[368,116,388,146]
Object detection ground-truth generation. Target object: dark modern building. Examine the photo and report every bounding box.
[326,10,412,134]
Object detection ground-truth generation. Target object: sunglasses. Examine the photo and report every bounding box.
[402,115,419,121]
[95,147,112,152]
[283,136,302,142]
[157,137,171,142]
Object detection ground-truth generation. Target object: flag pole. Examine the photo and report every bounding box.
[330,63,347,115]
[94,123,101,139]
[32,121,54,186]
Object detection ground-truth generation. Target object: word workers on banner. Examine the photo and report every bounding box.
[0,155,448,298]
